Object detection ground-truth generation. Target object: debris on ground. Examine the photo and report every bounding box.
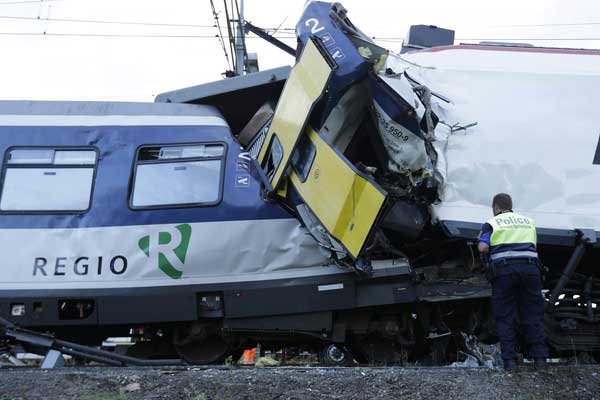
[255,357,280,367]
[0,366,599,400]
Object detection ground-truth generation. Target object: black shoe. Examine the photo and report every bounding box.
[534,358,548,370]
[503,359,518,372]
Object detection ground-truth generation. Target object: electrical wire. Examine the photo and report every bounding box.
[0,14,297,31]
[1,31,598,44]
[0,32,223,37]
[0,14,218,28]
[4,14,598,43]
[0,0,65,5]
[271,16,289,37]
[0,31,298,39]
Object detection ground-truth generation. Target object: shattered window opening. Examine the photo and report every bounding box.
[261,135,284,181]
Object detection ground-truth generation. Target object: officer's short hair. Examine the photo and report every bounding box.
[492,193,512,211]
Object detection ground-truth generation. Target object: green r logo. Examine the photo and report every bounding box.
[138,224,192,279]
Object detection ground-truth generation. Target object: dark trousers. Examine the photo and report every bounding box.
[491,263,549,361]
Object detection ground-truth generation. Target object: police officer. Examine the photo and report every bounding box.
[478,193,549,371]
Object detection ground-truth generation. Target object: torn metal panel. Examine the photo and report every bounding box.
[296,203,347,259]
[369,74,435,184]
[289,127,387,258]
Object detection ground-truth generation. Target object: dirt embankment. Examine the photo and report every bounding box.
[0,366,599,400]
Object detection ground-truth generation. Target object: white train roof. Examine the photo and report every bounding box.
[395,44,600,232]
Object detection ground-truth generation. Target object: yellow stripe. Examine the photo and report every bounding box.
[290,127,386,257]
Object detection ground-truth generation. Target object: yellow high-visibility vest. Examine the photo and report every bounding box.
[486,211,538,261]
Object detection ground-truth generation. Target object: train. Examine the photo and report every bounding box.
[1,1,600,365]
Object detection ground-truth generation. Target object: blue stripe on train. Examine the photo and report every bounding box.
[0,124,291,228]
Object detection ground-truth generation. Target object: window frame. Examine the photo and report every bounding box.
[291,135,317,183]
[128,141,227,211]
[261,134,284,183]
[0,145,100,215]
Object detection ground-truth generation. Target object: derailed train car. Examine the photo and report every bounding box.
[1,1,600,364]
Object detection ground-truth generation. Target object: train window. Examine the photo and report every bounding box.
[0,148,98,212]
[291,134,316,183]
[131,143,225,208]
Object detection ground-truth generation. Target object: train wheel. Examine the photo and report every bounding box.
[174,334,231,364]
[172,321,235,364]
[320,344,353,366]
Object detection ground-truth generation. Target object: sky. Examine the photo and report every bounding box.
[1,0,599,102]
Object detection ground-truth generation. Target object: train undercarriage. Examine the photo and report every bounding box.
[3,237,599,367]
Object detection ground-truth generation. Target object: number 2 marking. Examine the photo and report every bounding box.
[305,18,325,34]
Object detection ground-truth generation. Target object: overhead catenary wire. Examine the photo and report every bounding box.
[0,14,219,28]
[4,14,599,41]
[0,0,65,5]
[0,29,598,44]
[1,13,600,45]
[6,14,600,37]
[38,0,51,34]
[0,31,297,39]
[0,14,297,31]
[1,31,599,44]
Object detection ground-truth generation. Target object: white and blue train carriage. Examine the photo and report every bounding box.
[0,100,416,364]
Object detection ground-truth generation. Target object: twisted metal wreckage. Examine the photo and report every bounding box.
[1,1,600,366]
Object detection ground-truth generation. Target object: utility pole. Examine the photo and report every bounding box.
[234,0,246,75]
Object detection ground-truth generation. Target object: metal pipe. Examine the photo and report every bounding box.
[55,338,183,366]
[0,315,15,329]
[2,320,185,366]
[547,239,588,310]
[56,347,124,366]
[0,317,184,366]
[234,0,245,75]
[244,21,296,56]
[584,276,594,321]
